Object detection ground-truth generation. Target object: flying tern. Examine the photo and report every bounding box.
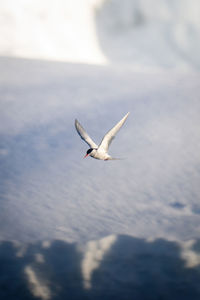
[75,112,130,160]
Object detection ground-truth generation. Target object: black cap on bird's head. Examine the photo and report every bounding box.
[84,148,93,158]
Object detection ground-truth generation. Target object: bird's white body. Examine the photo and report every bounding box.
[75,112,130,160]
[88,148,112,160]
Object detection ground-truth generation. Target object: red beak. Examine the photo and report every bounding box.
[84,154,88,158]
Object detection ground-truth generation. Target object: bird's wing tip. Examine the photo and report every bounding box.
[75,119,79,125]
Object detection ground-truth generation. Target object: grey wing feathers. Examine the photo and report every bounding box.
[98,112,130,152]
[75,119,98,148]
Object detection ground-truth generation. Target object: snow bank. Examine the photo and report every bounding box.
[0,0,107,64]
[0,0,200,70]
[96,0,200,70]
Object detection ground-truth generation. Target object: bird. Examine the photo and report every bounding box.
[75,112,130,160]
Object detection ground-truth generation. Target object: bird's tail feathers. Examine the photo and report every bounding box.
[106,157,125,161]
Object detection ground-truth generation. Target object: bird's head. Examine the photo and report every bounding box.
[84,148,93,158]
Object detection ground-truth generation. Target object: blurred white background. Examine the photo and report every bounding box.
[0,2,200,299]
[0,0,200,70]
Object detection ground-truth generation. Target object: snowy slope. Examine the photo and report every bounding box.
[96,0,200,70]
[0,0,200,69]
[0,0,107,64]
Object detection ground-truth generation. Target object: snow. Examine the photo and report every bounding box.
[0,0,200,299]
[1,0,200,69]
[0,0,107,65]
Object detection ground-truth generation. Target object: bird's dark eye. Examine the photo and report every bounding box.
[87,148,93,155]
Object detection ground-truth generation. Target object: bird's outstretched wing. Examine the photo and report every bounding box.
[75,119,98,148]
[98,112,130,153]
